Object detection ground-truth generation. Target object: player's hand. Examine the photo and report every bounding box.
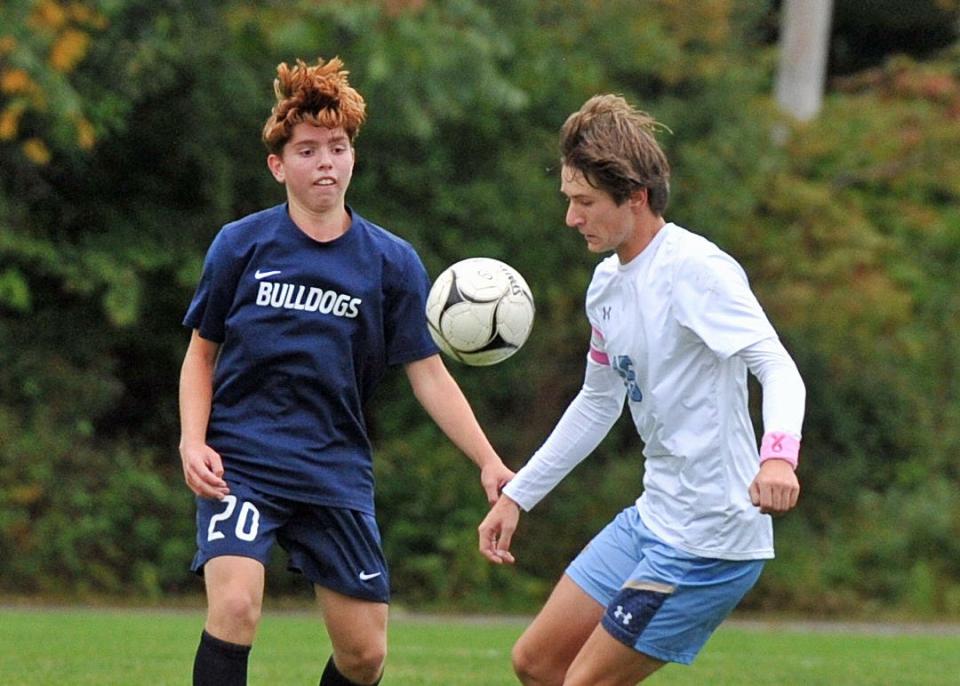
[478,494,520,564]
[180,441,229,499]
[749,459,799,515]
[480,460,515,505]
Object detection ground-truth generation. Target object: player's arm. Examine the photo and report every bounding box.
[739,336,806,515]
[404,354,513,504]
[479,356,625,564]
[178,329,229,499]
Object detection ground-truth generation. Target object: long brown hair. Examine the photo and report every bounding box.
[560,94,671,214]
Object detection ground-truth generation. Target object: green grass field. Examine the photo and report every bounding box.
[1,606,958,685]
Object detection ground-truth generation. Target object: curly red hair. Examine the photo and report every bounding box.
[261,57,367,154]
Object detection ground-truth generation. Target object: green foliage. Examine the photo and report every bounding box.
[1,0,959,617]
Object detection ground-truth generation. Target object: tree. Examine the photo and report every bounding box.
[2,0,959,615]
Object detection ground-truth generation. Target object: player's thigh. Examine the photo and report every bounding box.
[515,574,605,672]
[203,555,266,641]
[280,507,390,603]
[564,625,664,686]
[316,584,388,657]
[204,555,266,607]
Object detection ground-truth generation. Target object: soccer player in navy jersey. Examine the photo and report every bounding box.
[478,95,805,684]
[179,57,513,686]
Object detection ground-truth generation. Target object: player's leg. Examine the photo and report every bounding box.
[190,483,284,686]
[563,625,664,685]
[512,506,654,685]
[316,585,388,685]
[566,510,765,684]
[203,555,266,644]
[193,556,266,684]
[511,574,606,685]
[279,506,391,686]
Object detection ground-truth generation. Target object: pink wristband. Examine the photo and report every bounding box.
[760,432,800,469]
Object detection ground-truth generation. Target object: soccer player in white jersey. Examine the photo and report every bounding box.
[179,57,512,686]
[478,94,806,685]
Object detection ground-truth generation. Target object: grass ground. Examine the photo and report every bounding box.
[1,606,958,685]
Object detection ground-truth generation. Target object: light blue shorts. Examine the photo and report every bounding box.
[566,506,764,665]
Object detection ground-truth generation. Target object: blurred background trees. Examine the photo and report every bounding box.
[1,0,958,616]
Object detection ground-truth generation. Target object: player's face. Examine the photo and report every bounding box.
[560,165,635,255]
[268,123,354,214]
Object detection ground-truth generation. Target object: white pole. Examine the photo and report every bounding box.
[775,0,834,122]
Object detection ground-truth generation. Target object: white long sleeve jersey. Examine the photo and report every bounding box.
[503,224,805,561]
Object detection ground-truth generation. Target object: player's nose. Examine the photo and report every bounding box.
[314,149,333,169]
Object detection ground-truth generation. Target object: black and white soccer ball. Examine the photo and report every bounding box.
[426,257,535,366]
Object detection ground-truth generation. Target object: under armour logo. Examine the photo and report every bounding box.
[601,306,612,321]
[613,605,632,626]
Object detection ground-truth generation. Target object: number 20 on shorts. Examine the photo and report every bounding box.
[207,495,261,542]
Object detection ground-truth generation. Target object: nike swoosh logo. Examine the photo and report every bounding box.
[358,571,381,581]
[255,269,282,280]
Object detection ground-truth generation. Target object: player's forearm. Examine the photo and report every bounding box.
[406,356,502,469]
[423,381,501,468]
[504,386,620,510]
[739,336,805,470]
[178,349,216,448]
[739,337,806,437]
[504,359,624,510]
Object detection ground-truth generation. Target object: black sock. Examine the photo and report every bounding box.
[193,630,251,686]
[319,656,381,686]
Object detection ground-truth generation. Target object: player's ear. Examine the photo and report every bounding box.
[628,187,648,210]
[267,154,285,183]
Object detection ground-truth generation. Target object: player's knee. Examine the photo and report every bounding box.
[512,640,562,686]
[210,588,262,636]
[335,642,386,684]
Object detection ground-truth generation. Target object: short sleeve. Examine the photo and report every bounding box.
[383,247,441,366]
[672,252,776,359]
[182,229,245,342]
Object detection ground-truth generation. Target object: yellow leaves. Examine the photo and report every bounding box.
[0,74,45,152]
[0,68,45,143]
[26,0,107,34]
[9,483,44,507]
[1,87,94,153]
[0,102,26,140]
[29,0,69,31]
[1,68,34,94]
[26,0,98,73]
[73,113,94,149]
[0,1,107,162]
[22,138,51,165]
[49,27,90,72]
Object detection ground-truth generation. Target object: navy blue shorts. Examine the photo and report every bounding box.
[192,480,389,603]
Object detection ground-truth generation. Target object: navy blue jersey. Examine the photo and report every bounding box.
[183,204,439,513]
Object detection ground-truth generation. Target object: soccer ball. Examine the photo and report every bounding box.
[426,257,535,366]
